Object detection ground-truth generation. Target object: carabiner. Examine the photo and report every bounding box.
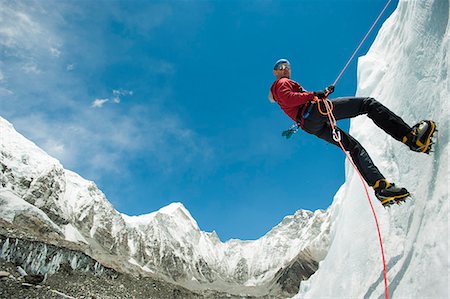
[332,128,341,142]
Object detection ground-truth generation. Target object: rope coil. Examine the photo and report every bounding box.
[314,96,341,142]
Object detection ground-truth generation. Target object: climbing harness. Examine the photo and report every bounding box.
[280,1,395,298]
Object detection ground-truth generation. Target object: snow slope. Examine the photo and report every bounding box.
[296,0,449,298]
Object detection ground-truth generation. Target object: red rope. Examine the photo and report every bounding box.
[316,1,395,297]
[332,0,394,87]
[340,137,389,299]
[316,97,389,299]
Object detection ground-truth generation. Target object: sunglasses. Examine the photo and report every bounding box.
[276,64,290,70]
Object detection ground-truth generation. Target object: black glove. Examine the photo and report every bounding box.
[314,90,326,99]
[325,85,335,94]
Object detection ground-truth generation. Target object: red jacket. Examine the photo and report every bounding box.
[270,78,315,121]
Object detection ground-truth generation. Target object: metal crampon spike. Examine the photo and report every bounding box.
[396,195,411,205]
[382,200,395,208]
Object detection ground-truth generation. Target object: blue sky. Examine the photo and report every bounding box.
[0,0,398,241]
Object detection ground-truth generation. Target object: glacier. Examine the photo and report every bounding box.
[0,0,448,298]
[296,0,449,298]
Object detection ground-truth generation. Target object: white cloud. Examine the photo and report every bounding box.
[50,47,61,57]
[44,139,66,157]
[1,1,68,107]
[92,98,109,108]
[10,107,214,183]
[112,89,133,104]
[0,1,214,183]
[95,89,133,107]
[0,2,62,60]
[0,87,14,96]
[113,89,133,96]
[22,62,41,74]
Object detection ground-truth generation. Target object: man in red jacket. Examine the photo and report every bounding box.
[269,59,436,207]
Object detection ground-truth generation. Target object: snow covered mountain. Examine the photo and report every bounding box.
[0,115,331,297]
[296,0,449,298]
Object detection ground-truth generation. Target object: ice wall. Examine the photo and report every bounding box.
[296,0,449,298]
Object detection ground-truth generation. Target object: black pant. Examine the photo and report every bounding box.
[301,97,411,186]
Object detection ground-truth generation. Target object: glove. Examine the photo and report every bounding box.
[325,85,335,94]
[282,129,295,139]
[314,90,326,99]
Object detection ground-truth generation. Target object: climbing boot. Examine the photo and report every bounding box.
[373,179,410,207]
[403,120,437,154]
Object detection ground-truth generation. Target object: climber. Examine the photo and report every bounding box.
[268,59,437,207]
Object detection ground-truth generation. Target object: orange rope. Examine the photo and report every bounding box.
[313,96,341,142]
[314,96,389,299]
[315,97,334,116]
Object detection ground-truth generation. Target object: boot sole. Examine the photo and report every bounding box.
[380,193,411,207]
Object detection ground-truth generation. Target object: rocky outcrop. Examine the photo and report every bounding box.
[270,249,319,297]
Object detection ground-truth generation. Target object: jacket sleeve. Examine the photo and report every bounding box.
[276,80,315,107]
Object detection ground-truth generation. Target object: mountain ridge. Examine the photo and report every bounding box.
[0,115,330,297]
